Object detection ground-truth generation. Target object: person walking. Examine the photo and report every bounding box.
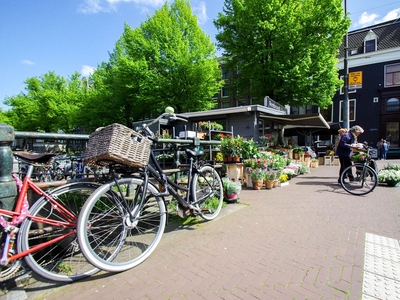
[334,128,348,154]
[376,138,384,159]
[381,139,389,160]
[336,125,364,183]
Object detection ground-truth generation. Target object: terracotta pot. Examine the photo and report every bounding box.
[252,180,263,190]
[264,180,273,189]
[232,157,241,162]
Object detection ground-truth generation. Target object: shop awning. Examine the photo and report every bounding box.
[259,113,330,129]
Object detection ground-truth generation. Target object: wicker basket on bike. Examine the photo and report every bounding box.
[84,123,152,168]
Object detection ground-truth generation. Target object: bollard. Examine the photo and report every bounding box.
[0,123,17,211]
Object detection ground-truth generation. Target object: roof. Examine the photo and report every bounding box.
[181,104,288,118]
[338,19,400,58]
[182,105,330,129]
[261,113,331,129]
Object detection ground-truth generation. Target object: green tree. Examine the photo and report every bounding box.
[84,0,223,128]
[214,0,350,108]
[0,108,11,124]
[4,71,87,132]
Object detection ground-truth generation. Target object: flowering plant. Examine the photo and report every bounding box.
[378,164,400,186]
[250,169,265,181]
[264,171,276,181]
[279,173,289,183]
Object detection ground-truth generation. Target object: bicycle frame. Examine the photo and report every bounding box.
[0,164,78,264]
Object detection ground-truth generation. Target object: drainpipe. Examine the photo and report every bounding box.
[0,124,17,211]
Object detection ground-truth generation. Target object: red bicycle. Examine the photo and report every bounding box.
[0,152,99,282]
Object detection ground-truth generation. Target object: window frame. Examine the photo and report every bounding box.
[339,99,356,122]
[385,63,400,87]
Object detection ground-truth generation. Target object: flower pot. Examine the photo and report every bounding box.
[225,193,239,202]
[386,180,399,187]
[252,180,263,190]
[264,180,273,189]
[273,180,279,188]
[232,157,240,162]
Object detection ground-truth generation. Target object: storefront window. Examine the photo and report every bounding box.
[386,98,400,112]
[386,122,399,148]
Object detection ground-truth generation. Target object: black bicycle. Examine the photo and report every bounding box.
[77,108,224,273]
[339,142,378,195]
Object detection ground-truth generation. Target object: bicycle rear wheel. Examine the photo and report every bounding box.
[191,165,223,221]
[18,182,101,282]
[340,164,377,196]
[77,177,167,273]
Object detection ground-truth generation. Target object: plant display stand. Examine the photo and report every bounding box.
[245,173,252,187]
[225,163,244,185]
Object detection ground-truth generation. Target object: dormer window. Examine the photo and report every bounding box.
[364,30,378,53]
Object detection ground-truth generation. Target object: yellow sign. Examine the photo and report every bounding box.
[348,71,362,89]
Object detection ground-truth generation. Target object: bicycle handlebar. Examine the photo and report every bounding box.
[140,107,188,139]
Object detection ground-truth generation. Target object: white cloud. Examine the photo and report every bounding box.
[358,12,378,26]
[21,60,35,65]
[356,8,400,28]
[81,65,95,77]
[107,0,165,7]
[78,0,165,14]
[381,8,400,22]
[78,0,112,14]
[193,1,208,25]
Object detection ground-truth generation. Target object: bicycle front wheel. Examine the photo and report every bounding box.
[191,165,223,221]
[77,177,167,273]
[340,164,377,196]
[18,182,101,282]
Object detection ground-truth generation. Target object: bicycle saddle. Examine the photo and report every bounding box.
[185,149,204,158]
[14,152,56,164]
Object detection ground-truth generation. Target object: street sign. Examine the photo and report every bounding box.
[348,71,362,89]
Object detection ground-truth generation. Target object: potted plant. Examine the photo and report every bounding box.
[222,178,242,202]
[264,171,276,189]
[250,169,264,190]
[279,173,289,186]
[310,158,319,168]
[378,165,400,187]
[241,139,258,159]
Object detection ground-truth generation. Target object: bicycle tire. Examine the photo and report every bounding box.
[191,165,223,221]
[18,182,101,282]
[340,164,377,196]
[77,177,167,273]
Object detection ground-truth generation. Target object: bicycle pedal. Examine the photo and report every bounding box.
[177,205,191,218]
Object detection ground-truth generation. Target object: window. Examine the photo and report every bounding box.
[364,40,376,53]
[385,64,400,87]
[386,98,400,112]
[221,100,230,108]
[364,30,377,53]
[339,76,356,94]
[386,122,399,148]
[320,105,333,123]
[222,68,230,79]
[222,87,229,97]
[339,99,356,122]
[237,99,247,106]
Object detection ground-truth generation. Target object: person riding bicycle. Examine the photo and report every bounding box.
[336,125,364,183]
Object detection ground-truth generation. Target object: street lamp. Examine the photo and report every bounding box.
[343,0,349,129]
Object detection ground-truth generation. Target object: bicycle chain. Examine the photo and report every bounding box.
[0,261,22,282]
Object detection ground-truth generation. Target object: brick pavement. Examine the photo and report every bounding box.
[14,160,400,299]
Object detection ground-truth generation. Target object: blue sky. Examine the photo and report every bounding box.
[1,0,400,110]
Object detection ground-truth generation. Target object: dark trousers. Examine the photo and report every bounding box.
[338,156,353,179]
